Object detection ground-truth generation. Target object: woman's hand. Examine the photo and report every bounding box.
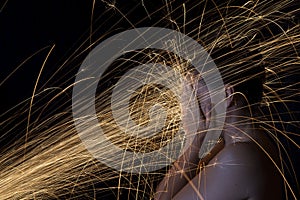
[154,73,211,200]
[180,73,211,158]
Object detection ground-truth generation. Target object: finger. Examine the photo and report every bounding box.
[192,76,211,130]
[181,78,206,134]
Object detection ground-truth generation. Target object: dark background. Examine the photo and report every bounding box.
[0,0,299,199]
[0,0,92,111]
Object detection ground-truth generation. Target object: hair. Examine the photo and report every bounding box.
[210,45,266,105]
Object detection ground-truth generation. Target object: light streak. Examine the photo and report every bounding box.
[0,1,299,199]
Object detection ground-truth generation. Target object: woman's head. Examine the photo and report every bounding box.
[187,44,265,111]
[210,45,266,106]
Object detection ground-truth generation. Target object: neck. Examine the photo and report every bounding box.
[221,104,262,145]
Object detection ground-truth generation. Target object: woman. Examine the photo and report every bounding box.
[154,48,283,200]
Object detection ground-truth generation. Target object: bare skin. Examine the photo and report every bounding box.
[154,75,282,200]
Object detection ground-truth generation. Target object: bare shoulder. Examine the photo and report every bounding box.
[211,142,270,164]
[172,141,283,200]
[211,139,280,168]
[208,141,281,179]
[205,141,282,199]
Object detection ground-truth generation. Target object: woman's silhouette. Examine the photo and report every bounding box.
[154,48,283,200]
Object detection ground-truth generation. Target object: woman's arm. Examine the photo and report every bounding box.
[154,134,204,200]
[154,77,208,200]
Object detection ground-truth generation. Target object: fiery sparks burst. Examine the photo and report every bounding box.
[0,0,299,199]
